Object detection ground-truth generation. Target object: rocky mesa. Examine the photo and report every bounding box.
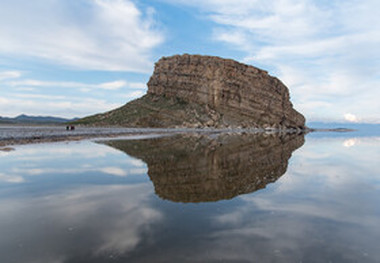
[76,54,306,129]
[103,133,305,203]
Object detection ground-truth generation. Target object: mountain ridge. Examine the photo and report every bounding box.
[0,114,78,124]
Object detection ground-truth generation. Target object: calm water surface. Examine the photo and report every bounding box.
[0,131,379,262]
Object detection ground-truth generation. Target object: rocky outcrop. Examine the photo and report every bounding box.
[103,133,305,203]
[76,54,305,129]
[147,54,305,129]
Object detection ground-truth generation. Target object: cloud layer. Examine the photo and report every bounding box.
[0,70,146,118]
[0,0,163,72]
[0,0,379,122]
[165,0,380,123]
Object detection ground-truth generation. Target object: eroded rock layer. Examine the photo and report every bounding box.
[147,54,305,129]
[76,54,306,129]
[103,133,305,203]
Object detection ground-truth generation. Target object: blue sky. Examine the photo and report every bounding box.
[0,0,379,123]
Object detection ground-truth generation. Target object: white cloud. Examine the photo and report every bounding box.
[344,113,359,123]
[0,0,164,72]
[0,95,121,118]
[0,71,22,81]
[165,0,380,123]
[129,159,145,167]
[13,94,68,100]
[6,78,146,92]
[0,75,148,117]
[126,90,145,99]
[128,82,147,90]
[9,79,123,90]
[98,80,127,90]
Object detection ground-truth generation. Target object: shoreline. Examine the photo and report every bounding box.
[0,125,311,148]
[0,125,356,148]
[0,132,174,148]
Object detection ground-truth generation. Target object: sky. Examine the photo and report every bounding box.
[0,0,379,123]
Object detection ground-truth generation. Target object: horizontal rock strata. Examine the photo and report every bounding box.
[147,54,305,129]
[103,133,305,203]
[76,54,305,129]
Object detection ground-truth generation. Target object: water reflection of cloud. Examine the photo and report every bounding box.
[0,172,24,183]
[1,136,379,262]
[99,167,128,177]
[0,141,148,180]
[207,191,380,261]
[0,151,10,157]
[0,184,161,262]
[10,141,121,161]
[343,138,360,147]
[206,136,380,262]
[97,206,161,254]
[10,165,146,178]
[130,168,148,175]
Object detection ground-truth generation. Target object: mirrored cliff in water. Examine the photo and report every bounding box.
[102,133,305,203]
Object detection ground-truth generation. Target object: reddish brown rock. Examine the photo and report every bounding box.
[76,54,305,129]
[147,54,305,129]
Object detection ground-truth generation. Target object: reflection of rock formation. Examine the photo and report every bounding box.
[103,133,304,203]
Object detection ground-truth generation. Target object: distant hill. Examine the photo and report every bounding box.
[307,122,379,130]
[0,114,78,124]
[307,122,380,137]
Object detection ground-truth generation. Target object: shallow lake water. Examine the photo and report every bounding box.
[0,131,379,262]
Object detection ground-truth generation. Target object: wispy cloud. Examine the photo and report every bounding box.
[99,167,128,177]
[0,0,164,72]
[165,0,380,123]
[0,172,25,183]
[0,96,121,118]
[0,184,162,262]
[6,79,144,91]
[343,138,360,148]
[0,75,147,117]
[0,70,22,81]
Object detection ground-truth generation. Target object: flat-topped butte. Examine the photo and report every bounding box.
[75,54,306,130]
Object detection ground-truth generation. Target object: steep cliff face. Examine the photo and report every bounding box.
[103,133,305,203]
[76,54,305,129]
[147,54,305,129]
